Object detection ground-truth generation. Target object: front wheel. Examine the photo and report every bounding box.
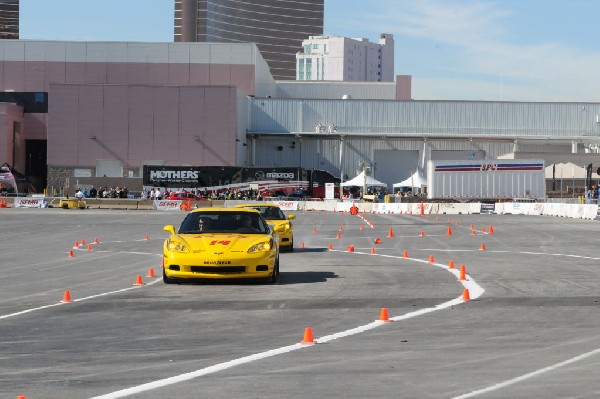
[268,256,280,284]
[163,267,176,284]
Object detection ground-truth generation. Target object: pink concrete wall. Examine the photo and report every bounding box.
[396,75,412,100]
[0,61,255,96]
[48,84,239,168]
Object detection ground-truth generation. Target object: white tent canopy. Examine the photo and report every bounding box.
[544,162,599,179]
[341,171,387,187]
[393,171,427,188]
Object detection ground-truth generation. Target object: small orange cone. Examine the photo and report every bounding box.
[489,225,495,234]
[447,218,451,223]
[387,227,394,238]
[328,243,333,250]
[68,250,74,258]
[300,241,305,248]
[479,243,486,251]
[73,241,79,249]
[359,225,365,231]
[93,237,99,244]
[403,250,409,258]
[470,230,476,235]
[301,327,315,344]
[419,231,425,237]
[134,275,144,286]
[469,224,474,229]
[144,234,149,240]
[17,395,27,399]
[463,288,471,301]
[370,247,376,254]
[147,268,156,278]
[347,245,355,252]
[339,226,344,232]
[428,255,435,264]
[446,225,453,236]
[336,233,341,239]
[379,307,390,322]
[374,238,382,244]
[81,239,86,245]
[86,244,92,251]
[61,290,72,303]
[312,227,317,233]
[448,260,455,269]
[459,264,466,280]
[455,220,460,225]
[481,227,487,233]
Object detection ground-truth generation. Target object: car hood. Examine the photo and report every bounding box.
[174,233,270,253]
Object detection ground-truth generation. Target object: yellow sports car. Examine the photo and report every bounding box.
[162,208,284,284]
[234,204,296,252]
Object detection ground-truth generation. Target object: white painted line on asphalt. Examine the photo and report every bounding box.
[450,347,600,399]
[0,279,162,321]
[90,250,484,399]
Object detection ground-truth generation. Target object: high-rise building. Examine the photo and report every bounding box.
[175,0,323,80]
[0,0,18,39]
[297,34,395,82]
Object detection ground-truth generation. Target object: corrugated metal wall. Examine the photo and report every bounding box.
[250,99,600,137]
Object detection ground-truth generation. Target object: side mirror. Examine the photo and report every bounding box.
[163,225,176,235]
[273,224,286,233]
[287,214,296,220]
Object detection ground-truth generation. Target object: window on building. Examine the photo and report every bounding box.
[322,59,325,79]
[312,44,319,50]
[323,44,327,53]
[304,45,311,53]
[298,59,305,80]
[306,58,312,80]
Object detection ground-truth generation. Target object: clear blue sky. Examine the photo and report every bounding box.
[19,0,600,102]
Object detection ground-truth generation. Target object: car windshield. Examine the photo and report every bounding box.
[247,206,286,220]
[178,212,268,234]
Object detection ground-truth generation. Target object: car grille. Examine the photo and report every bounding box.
[190,266,246,274]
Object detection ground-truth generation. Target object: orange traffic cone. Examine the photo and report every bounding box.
[93,237,99,244]
[339,226,344,232]
[328,243,333,250]
[17,395,27,399]
[300,241,305,248]
[463,288,471,301]
[469,224,474,230]
[489,225,495,234]
[419,231,425,237]
[134,275,144,286]
[86,244,92,251]
[403,250,409,258]
[73,241,79,249]
[455,220,460,225]
[470,230,477,235]
[479,243,487,251]
[147,268,156,278]
[379,307,390,322]
[347,245,355,252]
[459,264,466,281]
[81,239,86,245]
[313,227,317,233]
[370,247,376,254]
[336,233,341,239]
[481,227,487,233]
[387,227,394,238]
[447,218,451,223]
[301,327,315,344]
[359,225,365,231]
[428,255,435,264]
[374,238,382,244]
[446,225,453,236]
[448,260,455,269]
[61,290,72,303]
[144,234,149,240]
[68,250,74,258]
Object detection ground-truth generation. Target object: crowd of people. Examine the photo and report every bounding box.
[73,186,131,199]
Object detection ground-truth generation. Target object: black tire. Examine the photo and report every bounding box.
[163,267,176,284]
[268,256,280,284]
[62,203,69,209]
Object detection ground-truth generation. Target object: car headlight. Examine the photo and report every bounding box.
[167,240,189,253]
[282,223,290,231]
[248,241,272,253]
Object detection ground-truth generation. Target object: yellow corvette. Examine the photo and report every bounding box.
[234,204,296,252]
[162,208,285,283]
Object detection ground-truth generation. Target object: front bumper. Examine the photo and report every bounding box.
[163,251,276,280]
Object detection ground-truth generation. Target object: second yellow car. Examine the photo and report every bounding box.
[234,204,296,252]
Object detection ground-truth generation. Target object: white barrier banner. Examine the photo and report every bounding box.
[270,201,298,211]
[14,197,46,208]
[153,200,184,211]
